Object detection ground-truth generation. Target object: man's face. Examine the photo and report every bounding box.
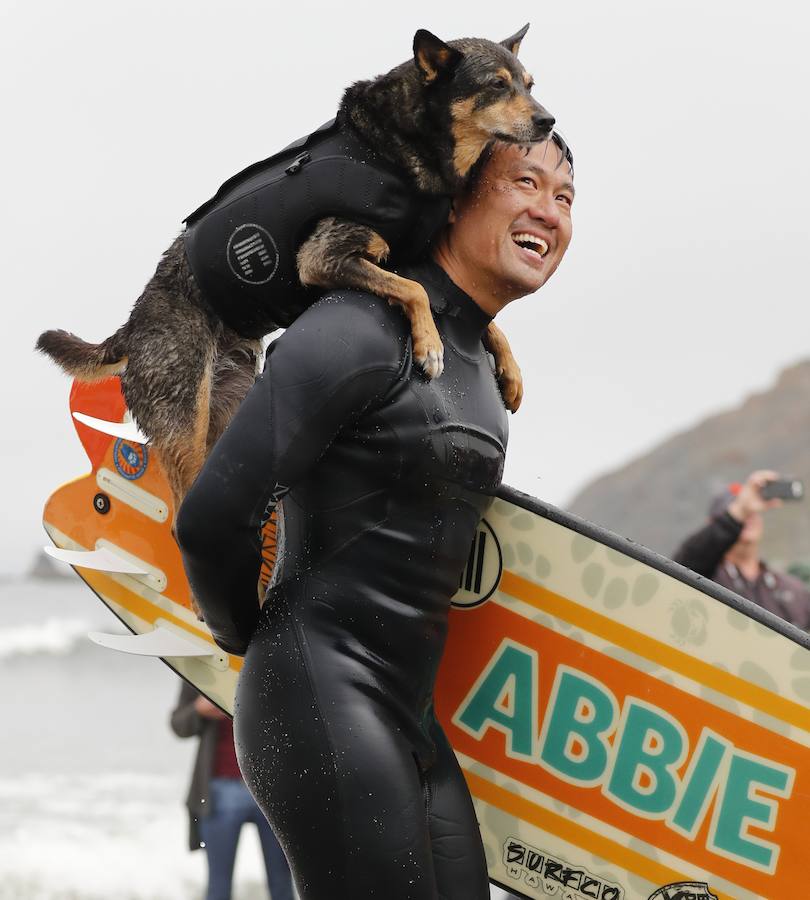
[445,140,574,305]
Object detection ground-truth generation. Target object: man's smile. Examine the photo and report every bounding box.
[511,230,551,268]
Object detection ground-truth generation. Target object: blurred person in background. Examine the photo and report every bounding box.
[170,682,294,900]
[673,469,810,629]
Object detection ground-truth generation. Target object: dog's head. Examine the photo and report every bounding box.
[413,25,555,180]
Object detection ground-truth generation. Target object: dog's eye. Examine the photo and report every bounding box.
[490,77,509,91]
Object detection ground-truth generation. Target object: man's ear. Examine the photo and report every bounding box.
[501,23,530,57]
[413,30,463,83]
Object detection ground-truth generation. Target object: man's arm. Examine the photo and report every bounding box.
[672,512,742,577]
[176,292,407,656]
[673,470,780,577]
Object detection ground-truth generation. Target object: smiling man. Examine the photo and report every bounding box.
[178,133,574,899]
[435,136,574,313]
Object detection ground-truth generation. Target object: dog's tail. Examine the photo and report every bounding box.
[35,328,128,381]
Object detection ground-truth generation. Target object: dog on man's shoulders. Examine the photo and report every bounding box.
[37,24,555,524]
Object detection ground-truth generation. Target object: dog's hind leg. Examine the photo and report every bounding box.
[119,295,216,517]
[206,333,260,452]
[163,356,213,515]
[152,351,214,622]
[482,321,523,413]
[298,217,444,378]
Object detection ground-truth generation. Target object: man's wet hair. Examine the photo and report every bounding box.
[467,131,574,188]
[524,131,574,176]
[550,131,574,177]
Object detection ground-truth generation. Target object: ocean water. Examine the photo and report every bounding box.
[0,578,270,899]
[0,576,515,900]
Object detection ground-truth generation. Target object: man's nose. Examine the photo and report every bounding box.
[528,191,561,228]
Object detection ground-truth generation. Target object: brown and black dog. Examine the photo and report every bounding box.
[37,25,554,516]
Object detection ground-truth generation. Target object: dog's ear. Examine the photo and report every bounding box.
[501,23,530,57]
[413,30,463,83]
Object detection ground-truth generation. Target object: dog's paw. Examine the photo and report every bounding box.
[497,364,524,413]
[416,346,444,379]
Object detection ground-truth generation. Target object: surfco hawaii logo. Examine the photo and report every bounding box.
[227,223,279,285]
[648,884,718,900]
[113,438,148,480]
[452,518,503,608]
[503,837,624,900]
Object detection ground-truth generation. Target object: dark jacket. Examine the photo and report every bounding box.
[673,512,810,629]
[170,681,220,851]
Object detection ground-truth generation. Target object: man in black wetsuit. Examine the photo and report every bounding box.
[177,134,574,900]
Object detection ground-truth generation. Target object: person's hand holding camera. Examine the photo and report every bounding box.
[727,470,782,523]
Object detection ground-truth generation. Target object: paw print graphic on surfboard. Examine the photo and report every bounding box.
[43,378,810,900]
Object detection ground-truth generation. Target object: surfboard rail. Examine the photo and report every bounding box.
[498,483,810,652]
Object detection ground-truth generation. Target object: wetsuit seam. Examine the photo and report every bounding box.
[315,485,387,513]
[367,337,412,413]
[314,511,392,569]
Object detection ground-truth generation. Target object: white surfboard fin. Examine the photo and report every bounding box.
[73,411,149,444]
[88,626,215,657]
[44,546,149,574]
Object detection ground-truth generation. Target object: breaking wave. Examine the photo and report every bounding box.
[0,617,95,659]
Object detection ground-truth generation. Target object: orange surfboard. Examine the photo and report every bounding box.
[43,378,810,900]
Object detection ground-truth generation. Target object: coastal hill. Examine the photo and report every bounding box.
[567,360,810,568]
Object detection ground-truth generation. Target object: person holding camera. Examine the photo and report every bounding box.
[672,470,810,629]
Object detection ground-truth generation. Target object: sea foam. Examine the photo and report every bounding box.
[0,617,97,659]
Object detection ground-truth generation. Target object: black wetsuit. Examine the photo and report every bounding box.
[176,259,508,899]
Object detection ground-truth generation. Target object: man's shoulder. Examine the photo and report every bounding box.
[774,568,810,600]
[278,289,410,375]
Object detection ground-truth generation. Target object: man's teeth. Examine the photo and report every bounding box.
[512,233,549,256]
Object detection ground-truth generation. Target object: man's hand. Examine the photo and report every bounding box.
[727,470,783,522]
[194,694,229,720]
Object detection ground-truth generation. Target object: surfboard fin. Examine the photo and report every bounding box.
[44,546,150,574]
[88,626,215,657]
[72,411,148,444]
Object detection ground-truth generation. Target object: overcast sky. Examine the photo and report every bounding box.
[2,0,809,576]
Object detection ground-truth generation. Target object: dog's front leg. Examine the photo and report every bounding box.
[483,321,523,413]
[297,217,444,378]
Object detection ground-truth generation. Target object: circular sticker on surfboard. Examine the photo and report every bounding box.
[113,438,148,480]
[452,518,503,608]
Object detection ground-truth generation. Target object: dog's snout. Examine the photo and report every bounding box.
[532,112,555,136]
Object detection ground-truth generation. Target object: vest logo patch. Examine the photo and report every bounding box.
[227,224,279,285]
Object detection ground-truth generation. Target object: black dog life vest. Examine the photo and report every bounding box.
[183,118,452,338]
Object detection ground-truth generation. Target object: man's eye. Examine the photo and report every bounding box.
[519,176,537,188]
[557,194,573,206]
